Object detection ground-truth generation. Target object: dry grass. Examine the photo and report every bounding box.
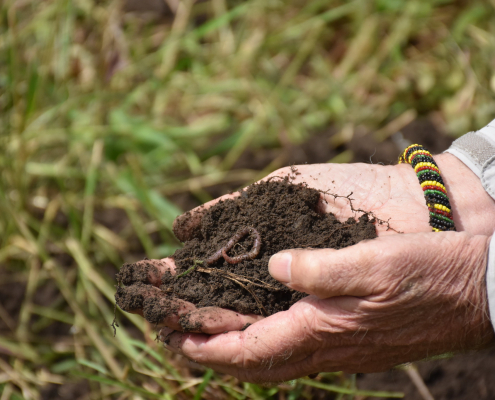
[1,0,495,398]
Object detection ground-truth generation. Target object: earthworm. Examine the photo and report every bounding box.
[205,227,261,265]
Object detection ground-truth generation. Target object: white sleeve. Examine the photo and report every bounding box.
[488,235,495,332]
[445,119,495,331]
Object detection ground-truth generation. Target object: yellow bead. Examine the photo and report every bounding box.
[433,204,450,213]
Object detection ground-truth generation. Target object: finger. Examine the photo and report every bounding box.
[267,233,439,298]
[116,282,262,332]
[159,300,406,380]
[163,306,316,366]
[267,246,374,298]
[177,307,263,334]
[160,307,320,381]
[115,283,195,330]
[163,329,319,383]
[117,258,176,287]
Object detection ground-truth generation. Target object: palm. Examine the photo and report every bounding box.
[266,163,430,235]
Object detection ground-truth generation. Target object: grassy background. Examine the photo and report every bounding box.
[1,0,495,398]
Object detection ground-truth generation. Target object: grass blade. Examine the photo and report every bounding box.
[193,368,214,400]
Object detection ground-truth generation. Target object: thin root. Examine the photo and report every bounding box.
[320,190,402,233]
[196,266,279,291]
[196,266,269,316]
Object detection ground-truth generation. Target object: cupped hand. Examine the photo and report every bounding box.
[161,231,494,382]
[117,158,431,332]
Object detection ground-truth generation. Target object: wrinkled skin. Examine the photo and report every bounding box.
[120,153,495,382]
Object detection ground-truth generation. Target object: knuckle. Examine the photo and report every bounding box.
[230,335,260,369]
[294,251,326,294]
[353,240,378,269]
[316,312,361,336]
[298,303,322,337]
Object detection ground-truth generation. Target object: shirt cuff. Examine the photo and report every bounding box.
[445,119,495,200]
[487,235,495,332]
[445,118,495,332]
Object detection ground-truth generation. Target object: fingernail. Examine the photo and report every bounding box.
[268,252,292,284]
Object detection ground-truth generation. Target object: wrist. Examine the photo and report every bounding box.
[457,233,494,349]
[435,153,495,235]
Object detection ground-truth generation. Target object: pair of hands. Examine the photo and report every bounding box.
[124,153,495,383]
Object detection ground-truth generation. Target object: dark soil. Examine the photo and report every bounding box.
[169,179,376,315]
[115,178,377,324]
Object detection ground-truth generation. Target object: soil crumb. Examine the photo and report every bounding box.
[115,179,377,322]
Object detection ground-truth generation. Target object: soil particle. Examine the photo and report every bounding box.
[179,312,203,332]
[115,283,147,311]
[241,323,252,331]
[116,262,156,286]
[115,282,180,324]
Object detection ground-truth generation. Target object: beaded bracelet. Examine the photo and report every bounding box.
[398,144,456,232]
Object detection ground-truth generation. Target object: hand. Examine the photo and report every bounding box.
[160,231,494,382]
[117,152,495,381]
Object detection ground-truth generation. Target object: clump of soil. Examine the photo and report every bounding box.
[115,178,377,325]
[166,179,377,315]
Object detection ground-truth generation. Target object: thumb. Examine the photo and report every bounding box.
[268,243,379,299]
[268,231,488,301]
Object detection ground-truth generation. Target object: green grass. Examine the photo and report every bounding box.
[1,0,495,398]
